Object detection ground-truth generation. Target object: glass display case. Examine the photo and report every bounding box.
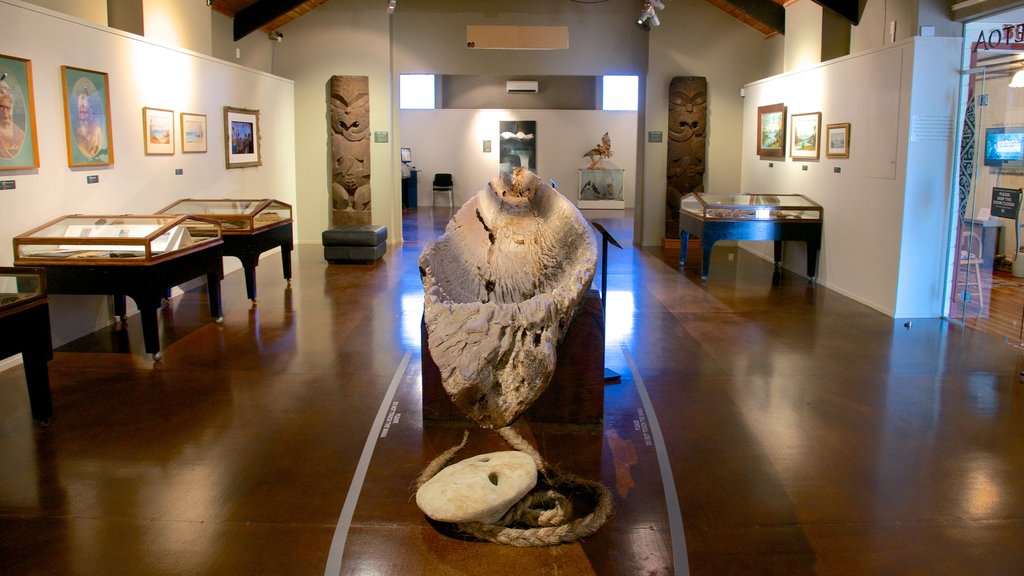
[13,214,222,264]
[0,267,53,422]
[680,193,822,222]
[156,198,292,233]
[0,266,46,313]
[678,193,823,281]
[156,198,294,303]
[578,168,625,209]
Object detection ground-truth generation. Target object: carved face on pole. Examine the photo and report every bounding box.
[668,78,707,144]
[330,76,369,142]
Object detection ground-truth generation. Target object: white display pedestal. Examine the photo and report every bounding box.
[578,168,625,209]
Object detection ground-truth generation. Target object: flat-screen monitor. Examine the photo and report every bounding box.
[984,127,1024,167]
[400,147,412,163]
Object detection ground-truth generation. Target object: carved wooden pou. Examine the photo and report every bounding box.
[666,76,707,239]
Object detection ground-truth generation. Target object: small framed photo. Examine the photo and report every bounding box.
[224,106,261,169]
[825,122,851,159]
[790,112,822,160]
[142,107,174,155]
[61,65,114,166]
[0,53,40,170]
[180,112,207,153]
[756,103,786,158]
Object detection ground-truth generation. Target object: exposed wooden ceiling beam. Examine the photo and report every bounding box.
[233,0,308,41]
[713,0,785,36]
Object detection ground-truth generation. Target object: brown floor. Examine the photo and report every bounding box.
[2,207,1024,575]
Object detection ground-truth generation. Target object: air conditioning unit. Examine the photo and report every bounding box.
[506,80,539,94]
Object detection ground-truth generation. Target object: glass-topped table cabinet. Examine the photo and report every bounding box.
[12,214,222,262]
[678,193,823,281]
[0,267,53,422]
[157,199,294,303]
[13,215,226,361]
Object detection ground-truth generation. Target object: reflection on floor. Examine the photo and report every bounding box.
[1,207,1024,574]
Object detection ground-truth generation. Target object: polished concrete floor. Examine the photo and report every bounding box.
[2,207,1024,575]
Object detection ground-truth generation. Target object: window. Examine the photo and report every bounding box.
[602,75,639,111]
[400,74,436,110]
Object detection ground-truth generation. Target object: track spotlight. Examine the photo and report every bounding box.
[270,31,284,42]
[636,1,664,30]
[387,0,397,14]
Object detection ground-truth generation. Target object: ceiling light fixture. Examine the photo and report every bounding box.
[636,0,665,31]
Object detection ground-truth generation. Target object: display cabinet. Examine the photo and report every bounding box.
[678,193,823,280]
[0,267,53,422]
[13,214,222,262]
[13,215,226,360]
[578,168,625,209]
[157,199,293,302]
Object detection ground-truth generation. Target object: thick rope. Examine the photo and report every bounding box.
[416,426,614,547]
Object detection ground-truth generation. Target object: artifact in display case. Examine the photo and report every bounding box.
[13,214,222,262]
[678,192,823,281]
[578,168,625,209]
[0,267,53,422]
[156,199,294,302]
[13,215,225,360]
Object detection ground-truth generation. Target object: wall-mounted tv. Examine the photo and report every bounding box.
[984,126,1024,167]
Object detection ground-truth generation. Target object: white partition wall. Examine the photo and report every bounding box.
[741,37,962,317]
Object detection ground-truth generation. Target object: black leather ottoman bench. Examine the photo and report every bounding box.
[322,224,388,262]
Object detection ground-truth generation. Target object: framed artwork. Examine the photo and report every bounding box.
[756,103,786,158]
[224,106,261,168]
[142,107,174,155]
[499,120,536,175]
[61,65,114,166]
[0,54,39,170]
[181,112,207,153]
[825,122,851,159]
[790,112,822,160]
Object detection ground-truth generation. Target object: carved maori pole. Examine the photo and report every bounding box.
[666,76,707,239]
[328,75,371,226]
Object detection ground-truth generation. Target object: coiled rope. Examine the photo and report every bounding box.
[414,426,614,547]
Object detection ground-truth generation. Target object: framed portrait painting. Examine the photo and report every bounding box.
[224,106,261,168]
[0,53,39,170]
[826,122,851,159]
[756,103,786,158]
[180,112,207,153]
[790,112,822,160]
[61,65,114,166]
[142,107,174,155]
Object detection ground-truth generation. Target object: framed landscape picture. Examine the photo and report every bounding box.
[61,65,114,166]
[142,107,174,155]
[0,53,39,170]
[790,112,821,160]
[181,112,207,153]
[224,106,261,168]
[825,122,851,159]
[756,103,786,158]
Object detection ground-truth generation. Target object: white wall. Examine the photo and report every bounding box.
[741,37,961,317]
[142,0,212,55]
[0,0,296,345]
[19,0,105,25]
[643,0,774,245]
[399,109,637,209]
[270,0,396,245]
[785,0,824,72]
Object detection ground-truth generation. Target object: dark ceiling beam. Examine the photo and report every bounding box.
[812,0,863,25]
[233,0,306,41]
[719,0,785,36]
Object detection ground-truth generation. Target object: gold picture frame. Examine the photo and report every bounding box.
[790,112,821,161]
[180,112,207,153]
[61,65,114,167]
[142,107,174,155]
[0,53,40,170]
[224,106,261,169]
[825,122,851,159]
